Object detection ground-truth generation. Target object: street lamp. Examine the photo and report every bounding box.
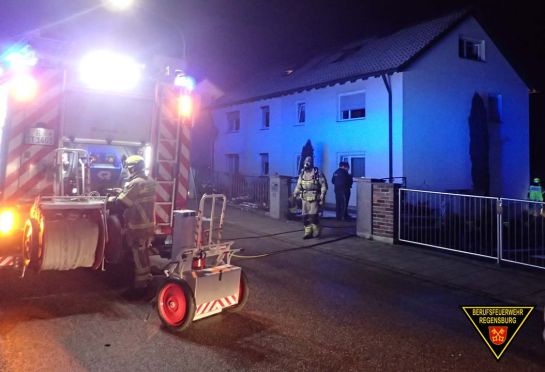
[102,0,186,66]
[102,0,135,12]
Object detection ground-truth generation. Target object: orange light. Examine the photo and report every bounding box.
[178,94,192,119]
[0,209,17,234]
[10,73,38,102]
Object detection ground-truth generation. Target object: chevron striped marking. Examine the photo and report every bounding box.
[193,293,239,320]
[0,256,15,267]
[2,69,62,202]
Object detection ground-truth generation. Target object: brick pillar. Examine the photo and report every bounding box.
[371,182,399,244]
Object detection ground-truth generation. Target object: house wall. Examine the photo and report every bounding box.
[403,16,529,198]
[212,74,404,206]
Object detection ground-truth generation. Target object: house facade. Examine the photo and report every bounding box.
[211,11,529,206]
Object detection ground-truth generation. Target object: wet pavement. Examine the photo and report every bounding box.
[0,206,544,371]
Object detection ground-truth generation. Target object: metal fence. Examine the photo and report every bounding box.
[500,198,545,269]
[209,172,270,210]
[399,189,545,270]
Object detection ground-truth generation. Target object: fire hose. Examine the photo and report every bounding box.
[223,227,356,259]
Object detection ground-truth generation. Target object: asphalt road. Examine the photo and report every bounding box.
[0,221,544,371]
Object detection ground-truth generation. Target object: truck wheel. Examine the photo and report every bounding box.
[157,279,195,332]
[227,270,249,313]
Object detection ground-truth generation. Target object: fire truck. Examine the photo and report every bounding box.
[0,39,248,331]
[0,39,194,271]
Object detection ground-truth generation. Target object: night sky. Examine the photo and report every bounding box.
[1,0,544,91]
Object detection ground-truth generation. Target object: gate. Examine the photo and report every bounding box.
[398,189,545,270]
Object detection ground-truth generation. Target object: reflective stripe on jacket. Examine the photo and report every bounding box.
[117,171,156,234]
[529,185,544,202]
[294,167,328,202]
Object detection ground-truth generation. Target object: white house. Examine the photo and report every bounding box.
[211,11,529,206]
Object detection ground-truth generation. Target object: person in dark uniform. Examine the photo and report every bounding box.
[332,161,353,220]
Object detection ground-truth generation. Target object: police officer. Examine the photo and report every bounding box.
[332,161,353,220]
[293,156,328,239]
[108,155,156,298]
[528,177,544,202]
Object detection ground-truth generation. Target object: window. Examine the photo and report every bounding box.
[261,106,270,129]
[340,155,365,177]
[487,94,502,123]
[260,153,269,176]
[226,154,239,174]
[339,91,366,121]
[459,37,485,62]
[297,102,306,124]
[227,111,240,132]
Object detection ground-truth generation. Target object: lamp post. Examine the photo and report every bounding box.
[102,0,187,66]
[102,0,135,11]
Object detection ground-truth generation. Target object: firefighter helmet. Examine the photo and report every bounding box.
[125,155,145,173]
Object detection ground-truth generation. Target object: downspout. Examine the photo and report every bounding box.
[382,74,393,183]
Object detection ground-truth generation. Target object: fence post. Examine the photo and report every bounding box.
[496,198,502,264]
[356,178,373,239]
[269,175,289,219]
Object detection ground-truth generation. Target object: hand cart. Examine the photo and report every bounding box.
[156,194,248,331]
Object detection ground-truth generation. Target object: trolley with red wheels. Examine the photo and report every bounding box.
[155,194,249,332]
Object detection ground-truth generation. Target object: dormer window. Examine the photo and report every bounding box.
[459,37,485,62]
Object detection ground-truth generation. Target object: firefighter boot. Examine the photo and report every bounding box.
[311,224,321,238]
[303,225,313,239]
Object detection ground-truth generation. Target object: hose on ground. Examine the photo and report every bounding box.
[232,234,356,259]
[223,224,355,241]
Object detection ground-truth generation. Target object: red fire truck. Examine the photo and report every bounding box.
[0,39,193,272]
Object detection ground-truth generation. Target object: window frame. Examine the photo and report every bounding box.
[338,91,366,122]
[459,37,486,62]
[261,106,270,129]
[260,152,269,176]
[225,153,240,174]
[338,152,366,178]
[296,101,306,125]
[226,110,240,132]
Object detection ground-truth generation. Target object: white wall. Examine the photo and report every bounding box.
[403,16,529,198]
[213,74,404,206]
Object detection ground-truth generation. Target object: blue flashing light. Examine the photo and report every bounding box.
[174,74,195,91]
[1,44,38,70]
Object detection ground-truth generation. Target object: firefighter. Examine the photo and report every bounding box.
[293,156,328,239]
[528,177,544,202]
[108,155,156,299]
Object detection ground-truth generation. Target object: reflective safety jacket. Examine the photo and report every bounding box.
[294,167,328,202]
[116,171,157,236]
[529,184,544,202]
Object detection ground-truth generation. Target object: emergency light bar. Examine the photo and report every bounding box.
[79,51,142,92]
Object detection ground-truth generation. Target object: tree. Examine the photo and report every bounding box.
[469,93,490,195]
[298,139,314,173]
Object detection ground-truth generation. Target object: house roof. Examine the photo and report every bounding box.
[216,10,469,107]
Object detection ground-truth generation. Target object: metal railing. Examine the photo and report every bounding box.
[500,199,545,269]
[207,172,270,210]
[398,189,545,270]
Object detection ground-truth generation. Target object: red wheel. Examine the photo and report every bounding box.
[227,270,249,313]
[157,280,195,331]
